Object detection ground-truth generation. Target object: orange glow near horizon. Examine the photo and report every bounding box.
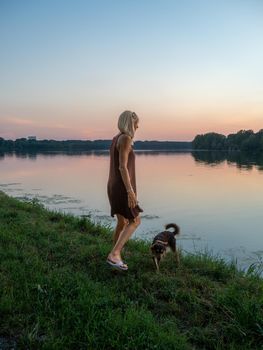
[1,1,263,142]
[1,103,263,141]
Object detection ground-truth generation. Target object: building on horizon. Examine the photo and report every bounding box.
[27,136,37,141]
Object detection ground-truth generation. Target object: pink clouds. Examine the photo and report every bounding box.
[1,111,262,141]
[0,117,90,140]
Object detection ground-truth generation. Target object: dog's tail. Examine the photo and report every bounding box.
[165,223,180,236]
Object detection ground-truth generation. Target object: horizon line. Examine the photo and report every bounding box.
[1,137,193,143]
[1,127,263,143]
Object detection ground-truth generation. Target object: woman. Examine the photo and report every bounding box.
[106,110,143,271]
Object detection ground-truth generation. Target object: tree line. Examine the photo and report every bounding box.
[192,129,263,151]
[0,137,192,152]
[2,129,262,152]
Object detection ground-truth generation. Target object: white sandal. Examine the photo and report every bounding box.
[106,258,128,271]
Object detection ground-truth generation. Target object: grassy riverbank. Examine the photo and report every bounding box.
[0,191,262,349]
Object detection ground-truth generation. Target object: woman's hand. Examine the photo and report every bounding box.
[127,190,137,208]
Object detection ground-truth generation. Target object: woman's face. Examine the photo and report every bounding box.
[134,119,139,131]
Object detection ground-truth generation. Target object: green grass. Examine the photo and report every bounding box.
[0,190,262,349]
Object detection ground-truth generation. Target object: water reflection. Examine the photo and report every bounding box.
[0,150,262,272]
[1,149,263,169]
[0,150,107,159]
[192,150,263,171]
[0,149,194,160]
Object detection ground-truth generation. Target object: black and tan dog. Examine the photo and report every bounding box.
[150,223,180,272]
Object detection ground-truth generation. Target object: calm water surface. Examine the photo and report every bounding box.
[1,150,262,271]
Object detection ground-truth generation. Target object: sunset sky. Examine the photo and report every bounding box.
[1,0,263,141]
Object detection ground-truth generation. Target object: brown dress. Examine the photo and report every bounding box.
[107,133,143,221]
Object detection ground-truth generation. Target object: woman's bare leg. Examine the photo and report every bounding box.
[108,215,141,262]
[113,214,128,244]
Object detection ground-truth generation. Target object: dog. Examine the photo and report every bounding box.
[150,223,180,272]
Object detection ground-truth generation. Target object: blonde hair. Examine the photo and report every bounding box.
[118,110,139,138]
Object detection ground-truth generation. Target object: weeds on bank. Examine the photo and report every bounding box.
[0,191,262,349]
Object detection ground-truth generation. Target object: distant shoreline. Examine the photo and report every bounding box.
[1,128,263,151]
[0,138,193,152]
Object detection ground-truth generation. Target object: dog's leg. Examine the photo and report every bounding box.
[157,257,161,272]
[175,250,180,266]
[173,240,180,267]
[152,256,160,272]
